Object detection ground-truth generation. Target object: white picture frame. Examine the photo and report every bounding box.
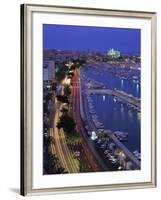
[20,4,157,196]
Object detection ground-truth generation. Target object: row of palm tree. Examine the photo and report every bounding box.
[56,71,82,154]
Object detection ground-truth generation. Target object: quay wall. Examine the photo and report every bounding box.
[79,71,86,121]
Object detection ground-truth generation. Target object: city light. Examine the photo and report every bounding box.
[103,95,106,101]
[107,48,121,58]
[91,131,98,140]
[43,26,141,174]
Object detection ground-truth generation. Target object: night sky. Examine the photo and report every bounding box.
[43,24,140,55]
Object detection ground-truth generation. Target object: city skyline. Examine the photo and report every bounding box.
[43,24,141,55]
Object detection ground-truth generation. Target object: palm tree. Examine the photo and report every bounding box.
[63,84,71,96]
[56,114,75,133]
[60,104,69,114]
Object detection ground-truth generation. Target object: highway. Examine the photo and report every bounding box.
[71,70,102,172]
[51,100,79,173]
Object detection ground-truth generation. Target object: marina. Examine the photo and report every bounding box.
[80,67,141,154]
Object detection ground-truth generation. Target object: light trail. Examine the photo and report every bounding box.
[71,70,101,172]
[51,99,79,173]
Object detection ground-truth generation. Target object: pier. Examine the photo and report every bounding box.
[105,131,140,169]
[87,88,140,109]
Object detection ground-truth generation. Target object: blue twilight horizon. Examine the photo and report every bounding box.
[43,24,141,55]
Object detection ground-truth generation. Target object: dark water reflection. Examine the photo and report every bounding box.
[85,68,140,98]
[92,95,140,152]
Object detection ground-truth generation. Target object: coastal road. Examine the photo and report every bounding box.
[71,70,102,172]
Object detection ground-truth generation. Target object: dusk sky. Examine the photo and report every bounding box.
[43,24,140,55]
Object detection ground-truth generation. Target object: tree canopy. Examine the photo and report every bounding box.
[57,114,75,133]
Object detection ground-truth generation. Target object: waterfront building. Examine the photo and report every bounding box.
[107,48,120,59]
[43,60,55,81]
